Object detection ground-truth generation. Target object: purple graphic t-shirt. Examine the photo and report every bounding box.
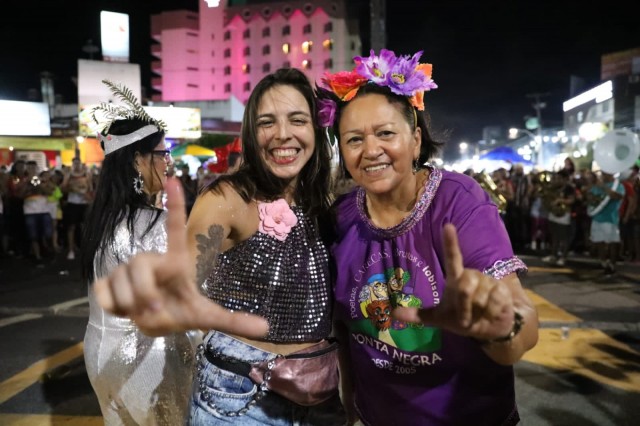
[332,168,527,426]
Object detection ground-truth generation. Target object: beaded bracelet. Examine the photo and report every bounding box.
[480,311,524,345]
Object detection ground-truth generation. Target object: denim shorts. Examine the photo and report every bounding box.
[25,213,52,241]
[189,330,346,426]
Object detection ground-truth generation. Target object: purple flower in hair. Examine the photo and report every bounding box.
[317,97,337,127]
[386,50,432,97]
[354,49,397,84]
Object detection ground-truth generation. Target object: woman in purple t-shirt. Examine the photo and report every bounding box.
[317,50,539,426]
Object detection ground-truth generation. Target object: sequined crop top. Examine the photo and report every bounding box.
[202,206,333,343]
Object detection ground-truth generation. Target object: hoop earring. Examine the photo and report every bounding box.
[133,170,144,194]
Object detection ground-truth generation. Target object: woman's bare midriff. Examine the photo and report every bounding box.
[232,334,322,355]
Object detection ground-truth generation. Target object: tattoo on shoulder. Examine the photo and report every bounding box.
[195,224,224,288]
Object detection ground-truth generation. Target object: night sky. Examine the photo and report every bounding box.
[1,0,638,155]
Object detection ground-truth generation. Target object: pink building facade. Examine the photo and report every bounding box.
[151,0,361,103]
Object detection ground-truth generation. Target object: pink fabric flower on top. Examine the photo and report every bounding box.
[258,199,298,241]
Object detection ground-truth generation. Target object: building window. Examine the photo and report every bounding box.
[224,66,231,75]
[302,59,312,69]
[211,33,215,40]
[224,48,231,58]
[187,67,199,71]
[243,46,251,57]
[187,83,199,88]
[187,49,197,54]
[303,24,312,34]
[324,22,332,33]
[262,27,270,37]
[262,62,271,73]
[211,67,215,74]
[282,61,290,68]
[242,64,251,74]
[211,50,215,57]
[224,83,231,93]
[282,43,290,54]
[262,45,271,55]
[322,39,333,50]
[282,25,290,36]
[212,84,215,91]
[224,30,231,40]
[323,58,333,69]
[243,28,251,39]
[243,82,251,92]
[301,41,312,54]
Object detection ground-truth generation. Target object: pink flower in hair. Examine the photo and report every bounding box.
[317,98,337,127]
[258,199,298,241]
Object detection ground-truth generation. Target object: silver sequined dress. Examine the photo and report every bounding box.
[84,209,199,425]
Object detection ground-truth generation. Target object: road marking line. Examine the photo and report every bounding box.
[0,414,102,425]
[0,314,42,328]
[50,297,88,314]
[525,289,581,323]
[0,343,84,404]
[523,328,640,393]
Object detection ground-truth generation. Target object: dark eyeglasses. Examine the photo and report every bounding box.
[152,150,172,161]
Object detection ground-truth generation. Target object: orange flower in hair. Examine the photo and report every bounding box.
[320,70,368,101]
[415,63,433,79]
[409,90,425,111]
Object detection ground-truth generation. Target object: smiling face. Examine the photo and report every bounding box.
[338,93,421,196]
[255,84,315,183]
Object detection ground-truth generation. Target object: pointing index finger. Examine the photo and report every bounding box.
[164,177,188,254]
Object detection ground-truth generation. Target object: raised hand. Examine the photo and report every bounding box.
[93,177,269,338]
[393,224,515,341]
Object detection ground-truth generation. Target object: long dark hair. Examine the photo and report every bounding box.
[81,118,165,282]
[204,68,333,217]
[323,83,443,178]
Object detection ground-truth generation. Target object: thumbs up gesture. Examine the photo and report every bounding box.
[393,224,515,341]
[94,178,269,338]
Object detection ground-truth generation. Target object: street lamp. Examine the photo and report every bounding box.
[509,128,539,141]
[75,136,85,159]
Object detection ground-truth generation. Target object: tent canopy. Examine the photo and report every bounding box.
[171,144,217,159]
[479,146,533,165]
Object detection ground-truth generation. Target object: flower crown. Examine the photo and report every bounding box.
[91,80,168,155]
[316,49,437,128]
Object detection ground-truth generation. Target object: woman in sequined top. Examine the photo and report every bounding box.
[318,50,539,426]
[81,116,201,425]
[92,69,345,425]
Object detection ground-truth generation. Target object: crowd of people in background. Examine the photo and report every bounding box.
[1,153,638,275]
[0,154,241,265]
[472,158,640,275]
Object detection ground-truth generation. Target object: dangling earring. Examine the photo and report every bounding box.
[412,158,420,174]
[133,170,144,194]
